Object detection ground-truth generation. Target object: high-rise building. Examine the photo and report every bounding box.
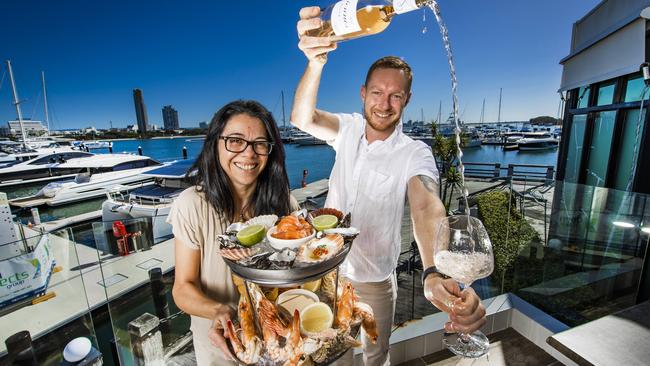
[133,89,149,134]
[162,105,180,130]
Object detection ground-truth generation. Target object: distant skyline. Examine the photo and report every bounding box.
[0,1,601,130]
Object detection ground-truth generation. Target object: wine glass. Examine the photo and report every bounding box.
[434,215,494,358]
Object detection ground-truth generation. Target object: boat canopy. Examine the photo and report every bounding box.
[142,159,195,178]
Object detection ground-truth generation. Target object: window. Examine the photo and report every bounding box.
[564,115,587,183]
[596,82,616,106]
[613,109,646,190]
[585,111,616,187]
[624,76,646,102]
[577,86,590,109]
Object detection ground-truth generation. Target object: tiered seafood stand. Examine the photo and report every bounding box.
[220,210,365,365]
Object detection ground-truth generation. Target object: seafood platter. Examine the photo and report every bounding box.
[226,274,378,366]
[218,208,360,287]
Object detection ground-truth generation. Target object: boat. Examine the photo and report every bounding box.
[517,136,559,151]
[0,151,96,187]
[9,154,164,207]
[101,159,194,242]
[293,135,327,146]
[72,141,111,150]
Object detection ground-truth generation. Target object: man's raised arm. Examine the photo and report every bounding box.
[291,6,340,142]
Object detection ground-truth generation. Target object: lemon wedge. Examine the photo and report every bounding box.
[300,302,333,335]
[301,278,322,292]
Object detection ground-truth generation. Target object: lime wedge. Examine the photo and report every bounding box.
[236,224,266,247]
[312,214,338,231]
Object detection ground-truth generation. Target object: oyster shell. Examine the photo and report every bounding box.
[220,246,260,261]
[323,227,360,238]
[296,234,344,264]
[291,208,308,219]
[245,214,278,229]
[267,248,296,269]
[225,222,247,235]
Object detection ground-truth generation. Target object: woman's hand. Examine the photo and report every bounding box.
[207,304,237,360]
[424,276,486,334]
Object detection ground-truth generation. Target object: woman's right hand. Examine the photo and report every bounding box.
[297,6,337,65]
[208,304,237,361]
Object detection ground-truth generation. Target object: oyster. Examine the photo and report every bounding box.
[296,234,344,264]
[322,226,360,238]
[225,221,247,235]
[267,248,296,269]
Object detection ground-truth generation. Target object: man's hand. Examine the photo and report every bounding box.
[297,6,337,64]
[424,276,486,334]
[208,304,237,360]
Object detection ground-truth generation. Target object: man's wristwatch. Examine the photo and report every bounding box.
[421,266,446,286]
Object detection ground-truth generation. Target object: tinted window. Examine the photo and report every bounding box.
[564,115,587,183]
[585,111,616,187]
[613,109,646,190]
[624,76,645,102]
[597,82,615,106]
[577,86,590,109]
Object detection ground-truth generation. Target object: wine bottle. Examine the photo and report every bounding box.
[307,0,433,42]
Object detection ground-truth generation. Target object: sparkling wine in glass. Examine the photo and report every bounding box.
[434,215,494,358]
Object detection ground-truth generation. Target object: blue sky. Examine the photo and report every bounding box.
[0,0,601,130]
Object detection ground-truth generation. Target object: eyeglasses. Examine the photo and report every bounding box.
[219,136,274,155]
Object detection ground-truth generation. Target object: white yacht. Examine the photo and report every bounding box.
[0,151,96,187]
[9,154,163,207]
[517,132,559,151]
[101,159,194,242]
[72,140,111,150]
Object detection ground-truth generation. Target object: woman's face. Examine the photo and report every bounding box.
[218,113,270,191]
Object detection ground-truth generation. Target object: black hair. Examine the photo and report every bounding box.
[189,100,291,222]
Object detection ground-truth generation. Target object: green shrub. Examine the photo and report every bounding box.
[476,191,540,291]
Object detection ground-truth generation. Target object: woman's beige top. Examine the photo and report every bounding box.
[167,186,298,365]
[167,187,239,364]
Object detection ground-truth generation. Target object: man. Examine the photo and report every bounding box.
[292,7,487,366]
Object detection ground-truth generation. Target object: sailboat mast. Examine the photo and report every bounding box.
[437,100,442,126]
[480,98,485,124]
[6,60,28,148]
[281,90,286,129]
[42,71,50,135]
[497,88,502,123]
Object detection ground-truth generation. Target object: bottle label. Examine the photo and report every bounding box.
[393,0,419,14]
[331,0,361,36]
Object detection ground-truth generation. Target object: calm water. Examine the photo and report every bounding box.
[8,137,556,226]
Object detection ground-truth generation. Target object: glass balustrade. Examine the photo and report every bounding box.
[2,176,648,364]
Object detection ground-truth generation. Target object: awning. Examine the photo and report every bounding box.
[559,18,646,92]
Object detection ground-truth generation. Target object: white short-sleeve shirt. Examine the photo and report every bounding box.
[325,113,439,282]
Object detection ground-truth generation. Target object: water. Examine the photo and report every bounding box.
[434,250,493,286]
[429,1,470,214]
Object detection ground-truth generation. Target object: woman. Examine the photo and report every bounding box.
[169,100,293,365]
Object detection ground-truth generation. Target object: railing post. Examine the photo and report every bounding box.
[128,313,165,366]
[507,164,514,179]
[546,166,554,182]
[5,331,38,365]
[149,268,169,322]
[494,163,501,179]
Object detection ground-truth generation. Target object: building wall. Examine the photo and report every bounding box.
[133,89,149,134]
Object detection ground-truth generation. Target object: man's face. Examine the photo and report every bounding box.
[361,67,411,138]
